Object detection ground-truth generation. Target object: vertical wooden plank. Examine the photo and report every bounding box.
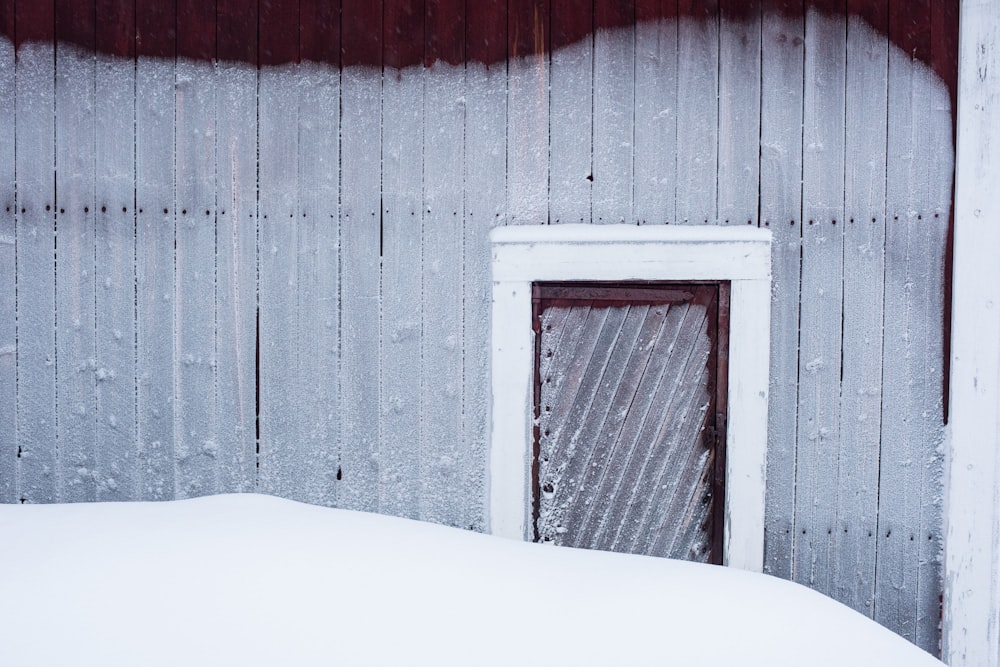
[759,0,803,579]
[592,0,634,224]
[548,0,592,224]
[257,0,300,499]
[792,0,846,600]
[633,0,678,225]
[717,0,761,227]
[837,0,888,619]
[215,0,257,493]
[94,0,136,501]
[878,0,948,652]
[55,0,97,502]
[928,2,958,656]
[379,0,424,519]
[15,0,57,503]
[0,0,15,503]
[422,0,465,525]
[463,0,507,531]
[339,0,382,512]
[135,0,176,500]
[174,0,218,499]
[507,0,549,224]
[296,0,341,505]
[675,0,718,224]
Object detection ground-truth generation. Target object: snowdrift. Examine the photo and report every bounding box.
[0,494,943,666]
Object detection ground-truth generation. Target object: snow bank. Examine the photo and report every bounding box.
[0,494,943,666]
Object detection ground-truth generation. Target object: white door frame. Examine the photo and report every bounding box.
[488,224,771,572]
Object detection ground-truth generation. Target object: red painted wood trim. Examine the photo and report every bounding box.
[16,0,54,49]
[466,0,506,65]
[301,0,339,64]
[426,0,464,67]
[136,0,174,58]
[260,0,298,66]
[95,0,134,59]
[56,0,94,48]
[177,0,215,62]
[383,0,422,71]
[0,1,12,47]
[341,0,381,68]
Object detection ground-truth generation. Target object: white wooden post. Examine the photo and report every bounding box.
[944,2,1000,665]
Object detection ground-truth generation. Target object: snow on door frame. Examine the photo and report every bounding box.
[489,224,771,572]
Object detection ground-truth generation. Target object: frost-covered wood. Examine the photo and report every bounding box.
[380,0,423,518]
[878,1,951,650]
[296,4,341,508]
[549,0,592,225]
[15,9,57,503]
[717,0,760,228]
[175,0,217,499]
[760,1,804,582]
[422,0,465,525]
[592,0,634,224]
[536,290,719,562]
[135,1,176,500]
[0,4,14,504]
[94,0,137,501]
[0,3,957,654]
[633,1,678,225]
[55,30,97,503]
[339,0,382,513]
[794,3,846,601]
[214,0,257,494]
[837,0,888,618]
[463,2,507,531]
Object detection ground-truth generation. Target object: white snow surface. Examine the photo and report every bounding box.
[0,494,943,667]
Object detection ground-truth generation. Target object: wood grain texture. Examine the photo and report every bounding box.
[838,0,888,618]
[536,288,718,562]
[135,5,175,500]
[422,0,466,525]
[380,0,424,519]
[55,0,97,502]
[548,0,592,225]
[760,2,804,580]
[296,1,342,506]
[675,0,718,225]
[16,0,58,503]
[793,1,846,600]
[175,0,218,499]
[0,0,15,504]
[215,0,257,493]
[878,0,947,652]
[94,0,136,501]
[717,0,761,227]
[592,0,634,224]
[463,0,507,530]
[507,0,549,224]
[634,0,678,225]
[257,0,300,499]
[339,0,382,513]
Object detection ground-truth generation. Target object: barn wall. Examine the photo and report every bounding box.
[0,1,955,655]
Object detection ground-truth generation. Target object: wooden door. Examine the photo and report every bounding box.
[532,282,728,564]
